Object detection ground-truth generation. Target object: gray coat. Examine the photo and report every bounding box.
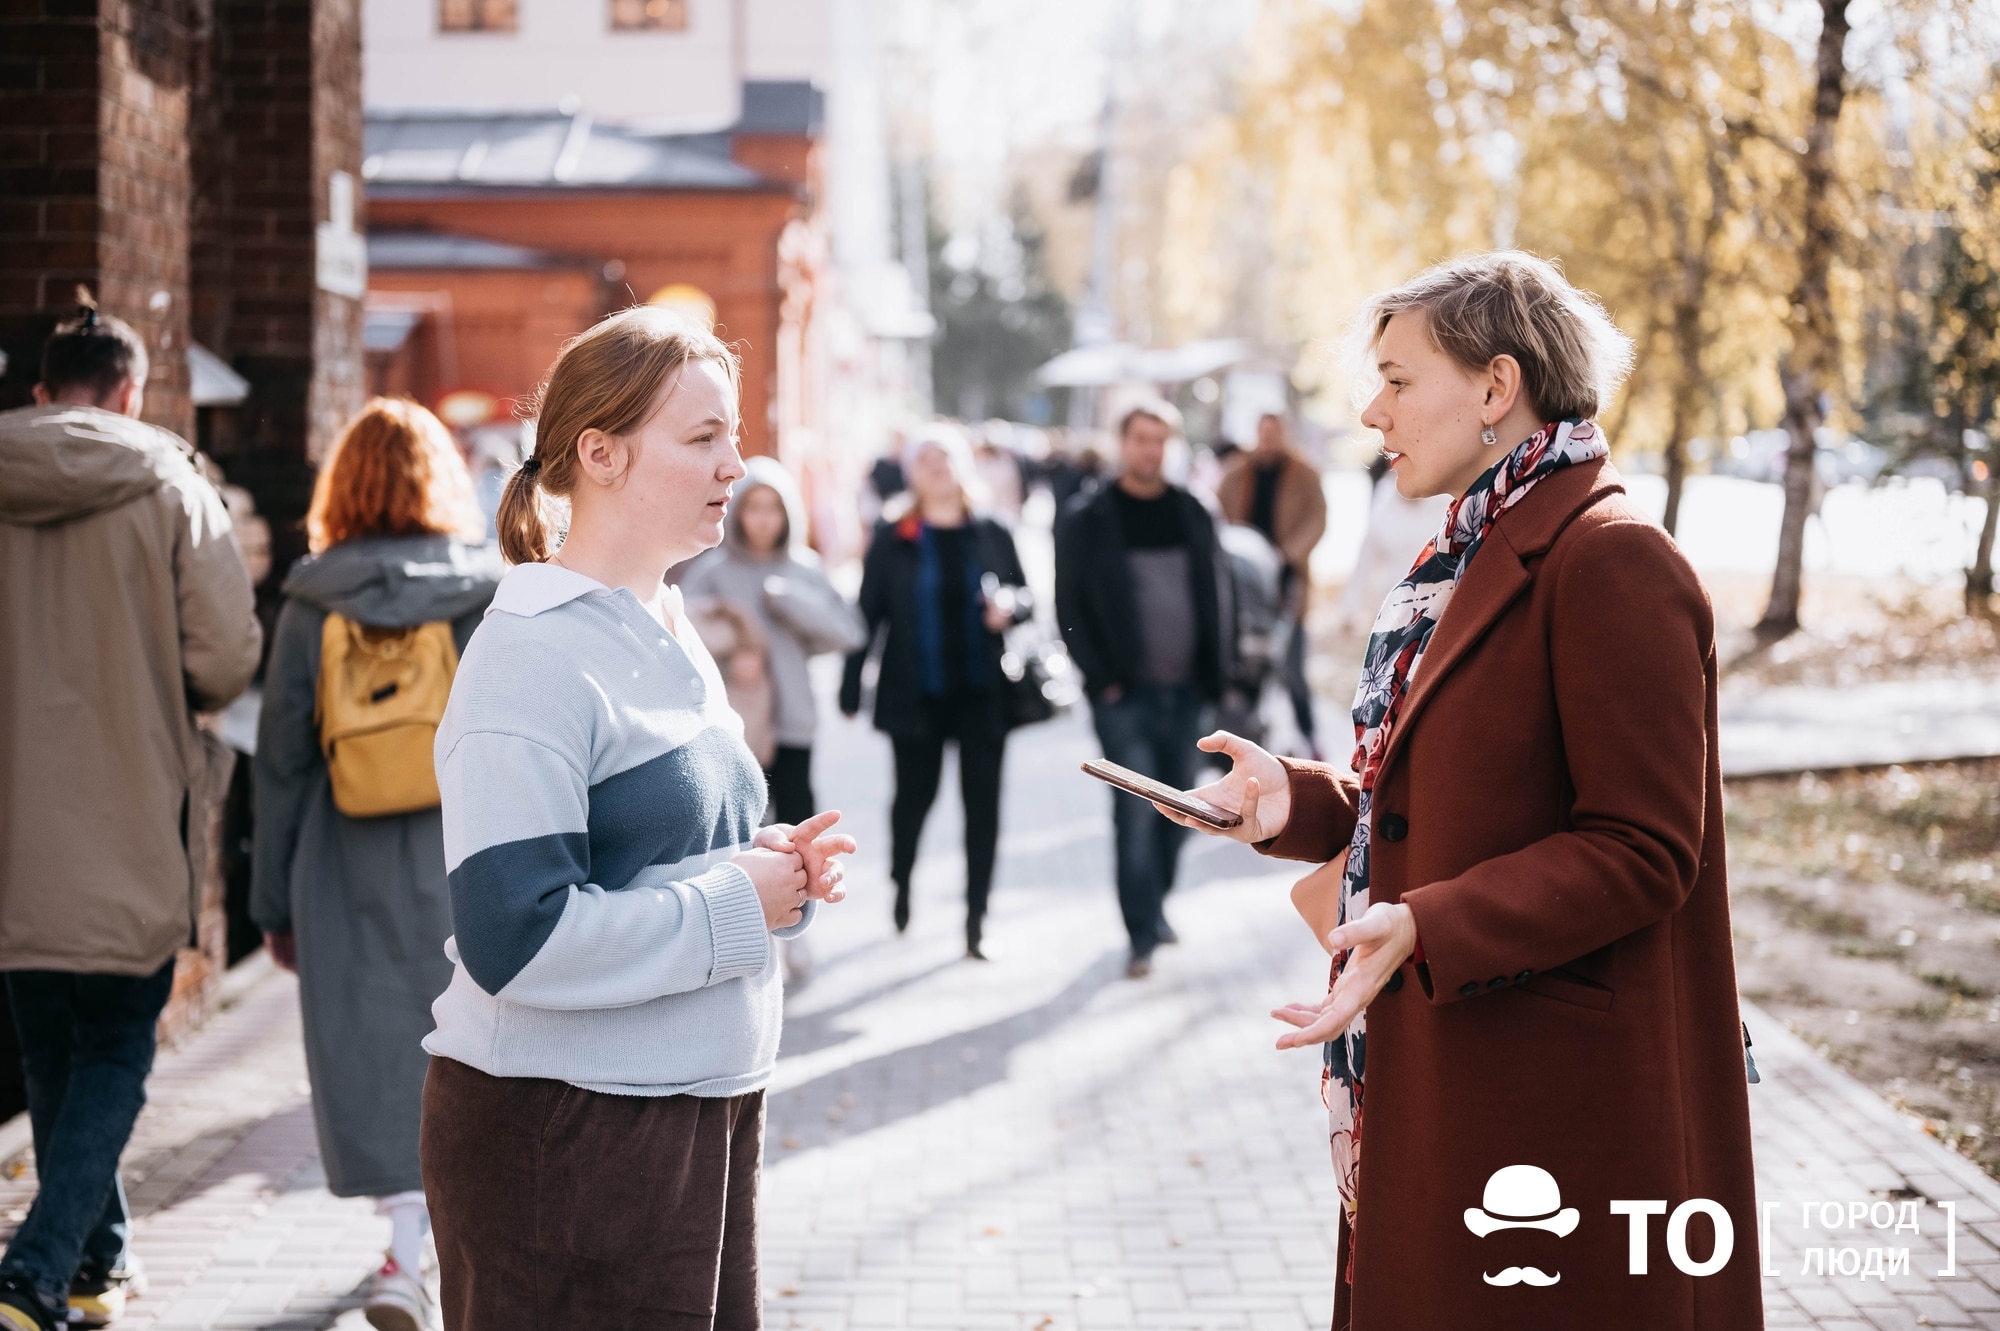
[250,534,503,1198]
[678,457,866,748]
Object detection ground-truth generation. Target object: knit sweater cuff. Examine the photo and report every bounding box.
[772,899,817,940]
[696,863,770,983]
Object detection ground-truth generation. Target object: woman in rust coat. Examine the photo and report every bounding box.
[1165,252,1761,1330]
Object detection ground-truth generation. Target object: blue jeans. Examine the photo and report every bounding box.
[0,960,175,1301]
[1092,684,1207,958]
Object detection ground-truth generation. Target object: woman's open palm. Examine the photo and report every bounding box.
[1272,901,1417,1048]
[1152,731,1293,845]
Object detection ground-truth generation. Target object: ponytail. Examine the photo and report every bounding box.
[501,307,739,566]
[41,285,149,401]
[495,454,549,565]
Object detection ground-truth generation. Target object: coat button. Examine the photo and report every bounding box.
[1383,969,1404,993]
[1378,813,1408,842]
[1459,981,1480,998]
[1515,969,1534,984]
[1488,976,1508,991]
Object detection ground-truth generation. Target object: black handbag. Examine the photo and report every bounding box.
[999,635,1076,730]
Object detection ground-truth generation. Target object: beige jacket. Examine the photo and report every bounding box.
[0,405,261,974]
[1215,450,1329,590]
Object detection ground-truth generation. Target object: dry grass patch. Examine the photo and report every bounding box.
[1731,759,2000,1172]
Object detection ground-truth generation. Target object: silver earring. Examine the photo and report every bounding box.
[1481,424,1499,447]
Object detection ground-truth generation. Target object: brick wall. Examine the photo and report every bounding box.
[368,190,797,457]
[0,0,194,440]
[191,0,365,607]
[0,4,101,387]
[98,0,193,436]
[310,0,366,460]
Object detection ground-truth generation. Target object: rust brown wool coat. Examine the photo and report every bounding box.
[1261,458,1761,1331]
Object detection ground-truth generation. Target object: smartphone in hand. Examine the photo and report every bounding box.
[1080,759,1243,830]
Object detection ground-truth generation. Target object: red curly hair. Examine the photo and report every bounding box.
[307,398,483,553]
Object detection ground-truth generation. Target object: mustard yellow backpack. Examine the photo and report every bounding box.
[316,613,459,817]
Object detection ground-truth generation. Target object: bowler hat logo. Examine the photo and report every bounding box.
[1465,1165,1578,1287]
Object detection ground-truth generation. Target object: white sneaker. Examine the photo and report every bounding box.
[363,1258,433,1331]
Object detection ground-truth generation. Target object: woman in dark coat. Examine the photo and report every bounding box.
[252,399,502,1331]
[1165,252,1761,1329]
[840,426,1031,959]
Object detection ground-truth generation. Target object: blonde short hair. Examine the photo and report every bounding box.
[888,422,988,518]
[1357,251,1634,421]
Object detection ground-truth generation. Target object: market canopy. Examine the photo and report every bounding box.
[1034,338,1257,388]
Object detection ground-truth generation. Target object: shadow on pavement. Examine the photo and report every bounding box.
[781,954,966,1059]
[768,946,1127,1156]
[118,1099,317,1221]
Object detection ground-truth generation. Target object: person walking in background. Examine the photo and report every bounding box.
[1046,431,1105,513]
[249,398,503,1331]
[972,425,1026,525]
[1054,400,1229,979]
[420,308,853,1331]
[0,297,261,1331]
[840,426,1032,960]
[681,455,867,827]
[862,440,907,531]
[1216,412,1328,758]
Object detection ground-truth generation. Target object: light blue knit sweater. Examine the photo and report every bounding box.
[425,562,812,1096]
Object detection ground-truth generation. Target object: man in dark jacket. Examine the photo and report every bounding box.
[1055,400,1228,978]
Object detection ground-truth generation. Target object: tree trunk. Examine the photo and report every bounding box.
[1663,287,1707,539]
[1662,407,1689,537]
[1971,463,2000,615]
[1758,0,1852,639]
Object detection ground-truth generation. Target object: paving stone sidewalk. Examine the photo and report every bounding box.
[6,704,2000,1329]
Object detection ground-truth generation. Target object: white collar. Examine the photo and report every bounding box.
[487,562,685,627]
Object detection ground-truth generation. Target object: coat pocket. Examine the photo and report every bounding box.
[1518,966,1615,1012]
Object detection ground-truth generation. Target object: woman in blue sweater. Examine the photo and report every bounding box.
[421,308,853,1330]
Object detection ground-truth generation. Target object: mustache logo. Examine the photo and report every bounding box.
[1483,1266,1561,1287]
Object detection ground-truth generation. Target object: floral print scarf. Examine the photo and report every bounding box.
[1325,419,1609,1225]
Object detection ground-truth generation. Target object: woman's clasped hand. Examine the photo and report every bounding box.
[736,808,857,930]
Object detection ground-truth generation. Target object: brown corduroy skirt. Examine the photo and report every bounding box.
[421,1055,765,1331]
